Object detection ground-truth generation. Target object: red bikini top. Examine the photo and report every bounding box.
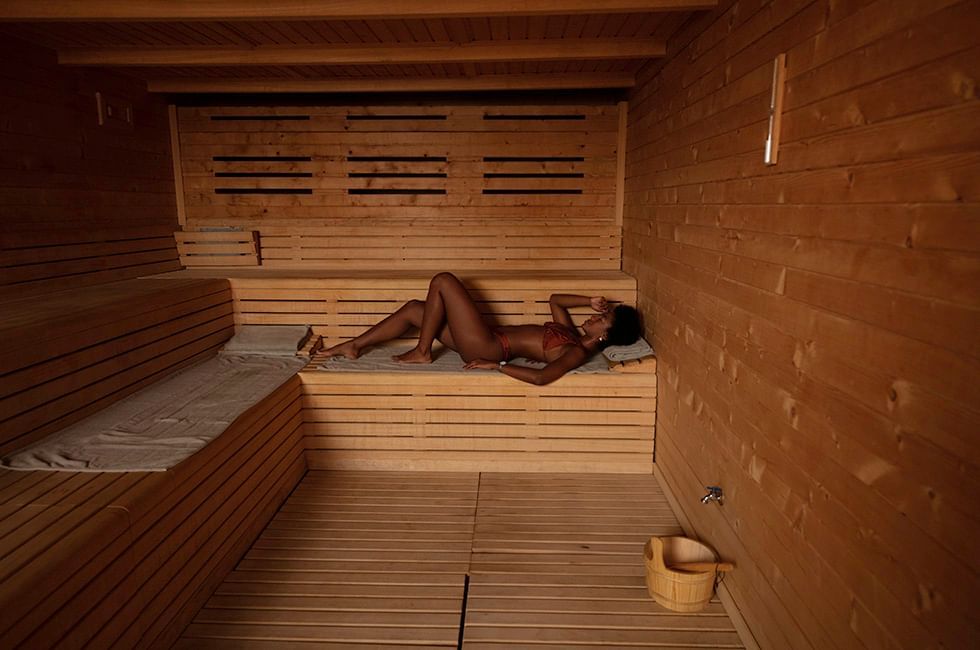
[542,322,582,351]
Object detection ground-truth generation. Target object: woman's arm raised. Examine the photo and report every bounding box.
[549,294,607,329]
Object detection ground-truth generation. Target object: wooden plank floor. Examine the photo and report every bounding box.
[464,473,744,649]
[176,471,477,649]
[177,471,745,649]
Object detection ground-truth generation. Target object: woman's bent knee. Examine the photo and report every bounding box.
[401,299,424,321]
[431,271,459,287]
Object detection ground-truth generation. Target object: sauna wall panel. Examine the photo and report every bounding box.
[303,370,657,474]
[0,36,180,294]
[622,1,979,649]
[0,278,234,455]
[176,104,621,270]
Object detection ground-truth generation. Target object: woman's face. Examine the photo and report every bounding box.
[582,311,613,338]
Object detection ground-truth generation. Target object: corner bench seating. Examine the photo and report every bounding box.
[0,279,307,647]
[0,277,235,457]
[0,266,657,645]
[154,268,657,474]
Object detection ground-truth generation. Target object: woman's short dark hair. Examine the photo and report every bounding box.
[604,305,642,348]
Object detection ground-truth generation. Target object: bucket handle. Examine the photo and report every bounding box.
[649,537,735,574]
[669,561,735,572]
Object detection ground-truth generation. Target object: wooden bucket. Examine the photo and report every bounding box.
[643,536,722,612]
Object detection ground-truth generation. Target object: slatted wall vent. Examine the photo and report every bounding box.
[483,114,586,120]
[483,156,585,162]
[214,188,312,194]
[481,156,585,195]
[213,154,314,194]
[347,156,447,162]
[483,189,582,194]
[209,115,310,121]
[485,173,584,178]
[346,154,447,195]
[212,156,312,162]
[346,114,447,121]
[349,173,447,178]
[348,189,446,194]
[215,172,313,178]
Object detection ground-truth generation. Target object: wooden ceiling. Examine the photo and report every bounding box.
[0,1,715,93]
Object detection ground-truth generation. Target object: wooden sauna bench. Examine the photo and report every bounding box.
[303,349,657,474]
[0,277,234,456]
[151,268,657,473]
[0,377,304,648]
[0,277,307,647]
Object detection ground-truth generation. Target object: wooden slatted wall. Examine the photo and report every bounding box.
[0,278,234,456]
[207,269,636,343]
[0,36,181,295]
[623,1,979,649]
[177,104,621,270]
[303,369,657,474]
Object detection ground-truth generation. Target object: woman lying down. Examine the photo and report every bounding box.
[324,272,642,385]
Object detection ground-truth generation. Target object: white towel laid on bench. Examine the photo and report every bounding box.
[2,325,312,473]
[2,354,306,472]
[603,338,655,362]
[221,324,312,356]
[319,345,611,373]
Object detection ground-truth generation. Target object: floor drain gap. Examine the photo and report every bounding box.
[457,573,471,650]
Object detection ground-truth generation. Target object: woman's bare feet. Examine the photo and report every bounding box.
[323,340,360,360]
[392,347,433,364]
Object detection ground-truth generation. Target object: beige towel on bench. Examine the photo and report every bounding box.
[2,354,306,472]
[318,345,611,373]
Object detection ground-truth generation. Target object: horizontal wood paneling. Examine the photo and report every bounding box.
[177,104,622,270]
[0,377,306,648]
[302,362,657,473]
[0,226,182,298]
[0,278,233,455]
[0,11,690,84]
[152,268,637,344]
[0,35,180,294]
[253,223,622,271]
[175,229,260,266]
[623,1,980,649]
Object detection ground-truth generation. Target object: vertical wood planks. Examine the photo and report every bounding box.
[170,104,188,226]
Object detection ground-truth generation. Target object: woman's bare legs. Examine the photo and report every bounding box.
[323,299,457,359]
[393,272,500,363]
[324,300,427,359]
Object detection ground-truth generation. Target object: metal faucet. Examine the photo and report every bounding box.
[701,486,724,505]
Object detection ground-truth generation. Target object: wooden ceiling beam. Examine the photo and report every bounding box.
[59,38,666,67]
[0,1,718,22]
[146,73,636,94]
